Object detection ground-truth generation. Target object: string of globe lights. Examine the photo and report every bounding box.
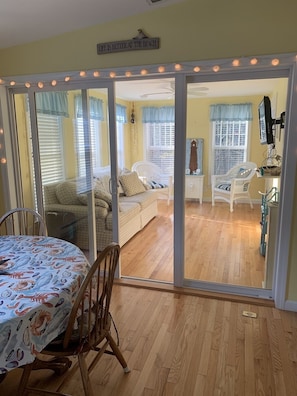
[0,53,296,89]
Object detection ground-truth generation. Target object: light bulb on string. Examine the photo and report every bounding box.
[271,58,279,66]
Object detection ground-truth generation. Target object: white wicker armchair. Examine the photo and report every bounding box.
[132,161,173,205]
[211,162,257,212]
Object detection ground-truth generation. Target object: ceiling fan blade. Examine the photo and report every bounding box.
[141,91,172,98]
[189,86,209,91]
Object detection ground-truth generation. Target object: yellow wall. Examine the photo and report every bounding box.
[0,0,296,303]
[0,0,296,77]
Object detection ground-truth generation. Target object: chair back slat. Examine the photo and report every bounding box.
[62,242,120,350]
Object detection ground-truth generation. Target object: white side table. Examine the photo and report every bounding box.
[185,175,204,204]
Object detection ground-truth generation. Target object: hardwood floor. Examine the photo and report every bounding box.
[121,200,265,288]
[2,285,297,395]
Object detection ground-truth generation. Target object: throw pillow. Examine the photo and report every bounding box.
[93,174,110,193]
[119,171,146,197]
[56,181,81,205]
[94,188,112,207]
[77,194,109,209]
[237,168,252,178]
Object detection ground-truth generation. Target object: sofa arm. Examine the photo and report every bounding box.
[45,204,109,219]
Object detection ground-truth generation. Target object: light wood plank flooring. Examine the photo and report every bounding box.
[121,200,265,288]
[2,285,297,395]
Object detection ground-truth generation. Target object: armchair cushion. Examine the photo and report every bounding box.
[216,183,231,191]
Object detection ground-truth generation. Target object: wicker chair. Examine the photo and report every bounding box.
[211,162,257,212]
[17,242,129,396]
[0,207,47,236]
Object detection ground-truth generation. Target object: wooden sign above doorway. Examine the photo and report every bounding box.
[97,29,160,54]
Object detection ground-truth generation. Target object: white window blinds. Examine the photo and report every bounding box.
[210,103,252,175]
[37,114,65,184]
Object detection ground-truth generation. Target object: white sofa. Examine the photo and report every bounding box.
[44,171,158,251]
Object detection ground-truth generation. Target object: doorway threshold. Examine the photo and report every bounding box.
[115,277,275,307]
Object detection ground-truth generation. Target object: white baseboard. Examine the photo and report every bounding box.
[283,299,297,312]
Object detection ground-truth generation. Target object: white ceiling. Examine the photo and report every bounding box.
[115,77,287,101]
[0,0,183,49]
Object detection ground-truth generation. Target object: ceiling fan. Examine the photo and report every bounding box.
[141,80,209,98]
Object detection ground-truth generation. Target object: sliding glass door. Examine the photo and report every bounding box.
[181,72,288,299]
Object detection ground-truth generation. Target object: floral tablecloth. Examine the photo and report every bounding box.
[0,235,90,374]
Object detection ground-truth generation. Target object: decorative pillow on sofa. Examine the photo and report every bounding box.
[119,171,146,197]
[94,189,112,207]
[77,194,109,209]
[93,174,110,193]
[56,181,81,205]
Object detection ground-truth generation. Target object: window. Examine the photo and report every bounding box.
[212,120,249,174]
[28,92,69,185]
[75,118,101,177]
[116,121,124,170]
[210,103,252,175]
[116,104,127,170]
[38,114,65,184]
[75,95,103,178]
[142,106,175,176]
[28,112,65,185]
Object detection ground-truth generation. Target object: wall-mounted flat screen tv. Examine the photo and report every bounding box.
[258,96,274,145]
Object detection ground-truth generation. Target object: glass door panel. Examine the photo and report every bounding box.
[13,86,115,264]
[183,77,288,293]
[115,78,174,283]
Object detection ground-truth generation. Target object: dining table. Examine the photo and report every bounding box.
[0,235,91,376]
